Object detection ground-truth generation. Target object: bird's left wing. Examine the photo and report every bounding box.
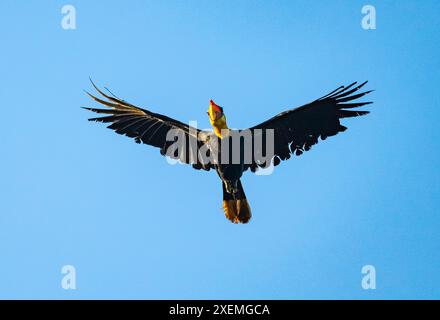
[246,81,373,172]
[83,81,212,171]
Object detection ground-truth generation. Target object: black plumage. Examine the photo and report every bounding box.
[84,80,372,223]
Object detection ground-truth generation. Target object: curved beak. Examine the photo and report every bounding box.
[208,99,223,121]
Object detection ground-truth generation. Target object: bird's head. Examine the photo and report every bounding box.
[207,99,224,122]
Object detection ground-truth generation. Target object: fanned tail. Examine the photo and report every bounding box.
[222,180,252,224]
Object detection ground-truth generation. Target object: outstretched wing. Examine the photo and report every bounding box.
[247,81,373,172]
[83,80,212,171]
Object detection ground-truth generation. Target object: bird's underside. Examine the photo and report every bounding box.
[84,80,373,224]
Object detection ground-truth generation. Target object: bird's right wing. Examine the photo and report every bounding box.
[83,81,213,171]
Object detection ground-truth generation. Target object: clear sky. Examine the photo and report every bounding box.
[1,0,439,299]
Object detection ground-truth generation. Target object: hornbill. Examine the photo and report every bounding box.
[84,81,372,224]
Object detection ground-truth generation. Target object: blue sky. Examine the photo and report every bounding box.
[1,0,439,299]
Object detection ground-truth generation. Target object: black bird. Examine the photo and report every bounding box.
[84,81,372,224]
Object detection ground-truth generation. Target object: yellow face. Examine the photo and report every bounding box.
[207,99,223,122]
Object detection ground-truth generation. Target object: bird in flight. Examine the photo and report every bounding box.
[84,81,372,224]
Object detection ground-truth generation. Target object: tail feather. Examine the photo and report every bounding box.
[222,180,252,224]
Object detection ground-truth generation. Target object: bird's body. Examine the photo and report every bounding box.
[84,81,372,224]
[205,102,250,222]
